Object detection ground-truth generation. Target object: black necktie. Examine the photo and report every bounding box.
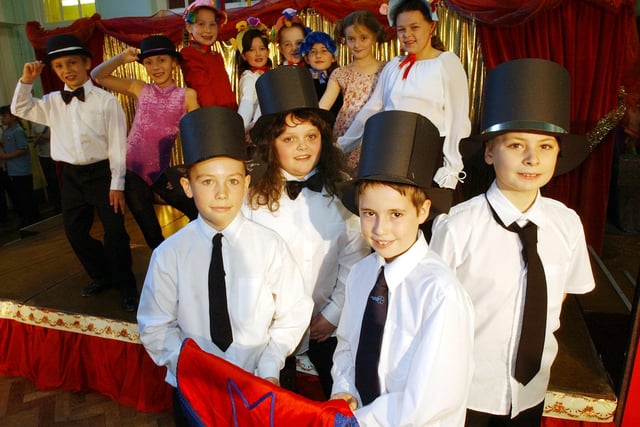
[61,87,85,104]
[285,172,323,200]
[355,267,388,405]
[209,233,233,351]
[487,198,547,385]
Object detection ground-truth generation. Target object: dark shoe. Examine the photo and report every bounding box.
[81,281,110,297]
[122,296,138,312]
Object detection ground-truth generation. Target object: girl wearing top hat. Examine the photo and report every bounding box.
[92,35,199,249]
[338,0,471,191]
[244,66,370,398]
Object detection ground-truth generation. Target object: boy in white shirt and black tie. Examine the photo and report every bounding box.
[431,59,596,427]
[331,110,474,427]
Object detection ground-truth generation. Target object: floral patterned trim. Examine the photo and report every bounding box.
[543,390,617,422]
[0,299,140,344]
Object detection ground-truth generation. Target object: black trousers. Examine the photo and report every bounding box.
[38,156,61,210]
[7,174,40,226]
[465,401,545,427]
[125,171,165,249]
[61,160,137,298]
[307,337,338,399]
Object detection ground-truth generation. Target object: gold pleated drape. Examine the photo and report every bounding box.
[101,5,484,165]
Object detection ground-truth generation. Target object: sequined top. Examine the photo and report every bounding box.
[126,83,185,185]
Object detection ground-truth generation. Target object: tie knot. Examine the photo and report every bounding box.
[213,233,223,246]
[285,173,323,200]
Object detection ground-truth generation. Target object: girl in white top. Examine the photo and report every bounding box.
[337,0,471,190]
[234,18,272,133]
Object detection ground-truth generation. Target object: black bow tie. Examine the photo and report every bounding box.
[285,173,323,200]
[61,87,85,104]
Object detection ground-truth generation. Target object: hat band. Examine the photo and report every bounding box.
[48,46,85,56]
[141,47,174,55]
[483,120,567,135]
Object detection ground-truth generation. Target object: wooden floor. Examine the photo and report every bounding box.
[0,201,638,426]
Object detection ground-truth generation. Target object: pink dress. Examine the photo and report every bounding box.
[329,65,383,169]
[126,83,185,185]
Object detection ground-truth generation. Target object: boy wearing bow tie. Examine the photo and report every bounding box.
[11,34,138,312]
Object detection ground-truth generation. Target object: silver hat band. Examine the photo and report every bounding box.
[48,46,84,55]
[483,120,567,135]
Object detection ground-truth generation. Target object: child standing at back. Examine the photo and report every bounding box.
[338,0,471,190]
[244,66,369,398]
[11,34,138,311]
[430,59,594,426]
[91,35,199,249]
[233,17,272,133]
[299,31,343,118]
[319,10,386,171]
[272,8,308,66]
[181,0,237,109]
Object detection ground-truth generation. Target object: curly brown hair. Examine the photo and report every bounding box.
[248,109,348,212]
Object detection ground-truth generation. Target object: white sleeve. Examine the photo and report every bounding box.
[237,72,259,130]
[432,52,472,190]
[256,238,313,379]
[104,95,127,190]
[11,81,51,125]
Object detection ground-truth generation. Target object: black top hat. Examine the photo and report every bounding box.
[138,35,182,63]
[341,110,452,220]
[43,34,92,65]
[179,106,248,164]
[249,66,334,142]
[460,58,590,176]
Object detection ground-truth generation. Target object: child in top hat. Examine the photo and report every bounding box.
[299,31,343,118]
[430,58,595,426]
[137,106,312,426]
[181,0,237,109]
[11,33,138,311]
[331,110,474,426]
[337,0,471,190]
[91,35,199,249]
[244,66,370,398]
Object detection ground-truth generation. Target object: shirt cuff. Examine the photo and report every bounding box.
[110,175,126,191]
[433,166,465,190]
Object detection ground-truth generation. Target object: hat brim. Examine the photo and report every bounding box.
[43,48,92,65]
[339,179,452,222]
[249,107,335,145]
[138,49,182,63]
[460,130,591,177]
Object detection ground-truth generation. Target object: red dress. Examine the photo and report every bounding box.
[180,41,237,110]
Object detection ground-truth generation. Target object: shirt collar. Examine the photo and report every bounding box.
[64,78,94,95]
[280,168,318,182]
[486,180,545,227]
[195,212,246,247]
[376,230,429,292]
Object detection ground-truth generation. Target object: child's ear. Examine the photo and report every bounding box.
[180,176,194,199]
[84,58,92,71]
[484,141,495,165]
[243,174,251,192]
[417,199,431,225]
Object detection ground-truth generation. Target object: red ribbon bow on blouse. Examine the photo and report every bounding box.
[399,53,417,80]
[251,65,271,73]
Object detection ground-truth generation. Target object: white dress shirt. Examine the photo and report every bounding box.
[430,181,595,416]
[237,70,262,130]
[332,232,474,427]
[243,170,369,350]
[11,79,127,190]
[336,52,471,189]
[137,213,313,387]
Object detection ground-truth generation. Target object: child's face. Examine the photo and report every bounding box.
[242,37,269,69]
[345,25,376,60]
[142,54,177,88]
[49,55,91,90]
[180,156,250,231]
[187,8,219,46]
[278,26,305,63]
[484,132,559,203]
[359,183,430,262]
[396,10,435,56]
[304,42,336,72]
[274,115,322,179]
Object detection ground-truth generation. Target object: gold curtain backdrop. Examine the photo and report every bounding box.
[100,5,483,165]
